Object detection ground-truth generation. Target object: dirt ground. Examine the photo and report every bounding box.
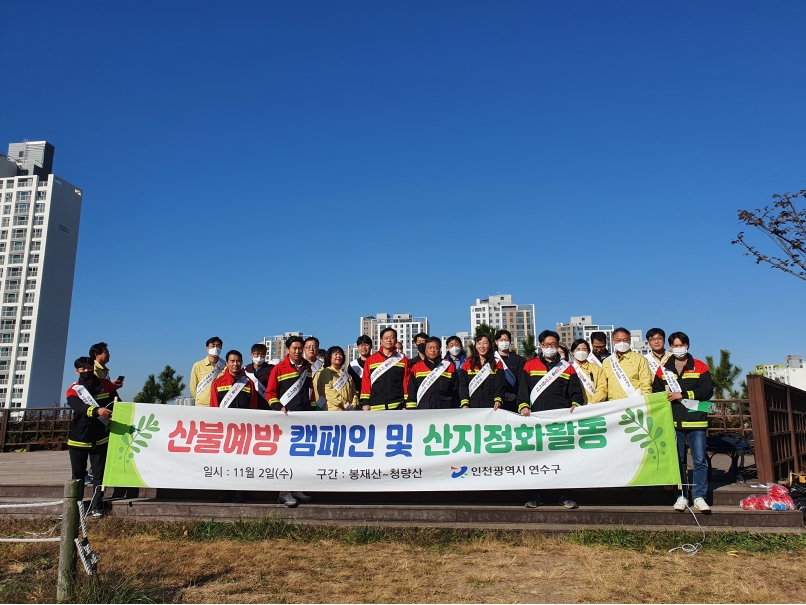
[1,523,804,603]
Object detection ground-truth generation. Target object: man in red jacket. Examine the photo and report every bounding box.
[210,350,258,410]
[65,356,117,517]
[360,327,410,411]
[265,335,314,507]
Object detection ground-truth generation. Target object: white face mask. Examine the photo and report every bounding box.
[449,346,462,356]
[541,347,558,359]
[672,347,688,359]
[573,350,589,362]
[208,347,221,357]
[496,341,511,352]
[613,342,631,354]
[252,357,265,365]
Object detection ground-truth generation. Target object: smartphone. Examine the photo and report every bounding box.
[116,376,125,382]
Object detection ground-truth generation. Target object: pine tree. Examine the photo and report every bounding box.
[705,350,743,399]
[134,365,187,405]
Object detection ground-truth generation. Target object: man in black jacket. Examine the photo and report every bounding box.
[407,337,457,409]
[65,356,118,517]
[494,330,525,413]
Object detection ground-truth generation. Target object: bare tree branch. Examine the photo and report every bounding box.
[732,190,806,282]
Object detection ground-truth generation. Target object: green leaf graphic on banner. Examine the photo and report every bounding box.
[626,393,682,486]
[102,403,154,488]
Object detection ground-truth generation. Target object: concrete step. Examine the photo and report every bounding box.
[108,499,805,531]
[0,482,768,507]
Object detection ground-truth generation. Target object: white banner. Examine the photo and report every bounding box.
[104,393,680,491]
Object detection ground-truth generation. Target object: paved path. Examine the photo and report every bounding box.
[0,451,72,485]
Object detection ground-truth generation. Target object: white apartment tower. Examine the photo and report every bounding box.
[360,313,429,359]
[0,141,81,408]
[470,294,535,353]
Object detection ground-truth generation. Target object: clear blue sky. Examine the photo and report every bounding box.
[2,1,804,400]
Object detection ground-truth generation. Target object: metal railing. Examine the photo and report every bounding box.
[0,407,72,452]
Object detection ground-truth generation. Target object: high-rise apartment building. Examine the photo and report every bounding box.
[360,313,429,359]
[0,141,82,408]
[260,331,309,362]
[469,294,535,353]
[556,316,614,348]
[555,316,649,355]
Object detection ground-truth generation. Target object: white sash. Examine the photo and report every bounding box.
[219,375,249,409]
[332,366,352,392]
[645,355,683,394]
[370,353,403,384]
[572,361,596,397]
[350,359,364,378]
[195,358,225,397]
[309,359,325,408]
[74,384,109,426]
[494,352,517,387]
[244,368,267,400]
[417,360,451,402]
[529,360,569,404]
[587,352,603,367]
[608,354,639,397]
[468,363,492,397]
[280,365,309,407]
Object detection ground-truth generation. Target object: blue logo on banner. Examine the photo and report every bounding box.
[450,466,468,478]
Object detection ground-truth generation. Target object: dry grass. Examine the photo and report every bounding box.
[1,517,804,603]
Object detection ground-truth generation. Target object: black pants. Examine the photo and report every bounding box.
[69,445,107,511]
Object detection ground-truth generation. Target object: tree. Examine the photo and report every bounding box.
[520,334,537,358]
[134,365,187,405]
[705,350,742,399]
[733,189,806,282]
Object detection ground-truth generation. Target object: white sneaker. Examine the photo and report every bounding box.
[693,497,710,512]
[673,496,688,511]
[278,493,298,507]
[290,491,312,503]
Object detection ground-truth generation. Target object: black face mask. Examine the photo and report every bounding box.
[79,371,93,382]
[416,343,426,354]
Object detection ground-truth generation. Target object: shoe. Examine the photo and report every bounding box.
[232,491,244,503]
[673,496,688,511]
[693,497,711,512]
[89,509,103,519]
[216,491,227,503]
[290,492,312,503]
[525,494,542,508]
[278,493,298,507]
[559,497,578,509]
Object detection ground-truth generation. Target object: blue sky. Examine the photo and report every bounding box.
[1,1,804,400]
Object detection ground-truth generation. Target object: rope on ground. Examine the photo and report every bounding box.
[668,503,706,556]
[0,500,63,508]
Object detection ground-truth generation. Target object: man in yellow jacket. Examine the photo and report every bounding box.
[602,327,652,400]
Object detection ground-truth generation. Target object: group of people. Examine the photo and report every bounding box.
[64,342,125,517]
[64,326,714,515]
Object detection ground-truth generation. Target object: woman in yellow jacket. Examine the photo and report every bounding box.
[570,339,608,403]
[313,346,360,411]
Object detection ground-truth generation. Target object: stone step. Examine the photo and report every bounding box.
[109,499,805,531]
[0,482,769,506]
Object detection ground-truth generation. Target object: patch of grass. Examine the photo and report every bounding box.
[66,573,168,604]
[568,527,806,553]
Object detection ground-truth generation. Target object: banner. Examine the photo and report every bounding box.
[103,393,680,491]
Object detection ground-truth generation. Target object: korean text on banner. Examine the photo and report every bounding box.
[103,393,680,492]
